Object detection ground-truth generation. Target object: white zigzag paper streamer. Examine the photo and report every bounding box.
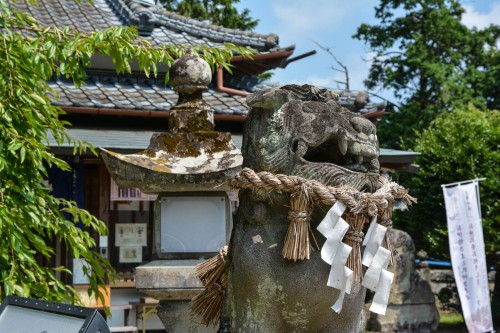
[362,216,387,267]
[318,203,395,315]
[361,217,394,315]
[329,243,353,313]
[317,201,353,313]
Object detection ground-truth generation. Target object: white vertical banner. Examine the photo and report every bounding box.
[442,180,493,333]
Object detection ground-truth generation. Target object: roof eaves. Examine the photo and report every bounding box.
[122,0,279,51]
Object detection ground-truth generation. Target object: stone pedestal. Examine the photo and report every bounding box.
[157,301,218,333]
[366,229,439,332]
[135,260,216,333]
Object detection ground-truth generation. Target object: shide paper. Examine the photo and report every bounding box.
[317,201,353,313]
[362,246,390,290]
[370,269,394,315]
[362,234,393,315]
[331,265,354,313]
[362,216,387,267]
[318,201,395,315]
[328,243,353,313]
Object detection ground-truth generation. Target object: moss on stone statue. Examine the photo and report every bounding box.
[141,131,234,158]
[186,111,213,132]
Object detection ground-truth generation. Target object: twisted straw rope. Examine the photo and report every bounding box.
[230,168,416,216]
[191,169,414,324]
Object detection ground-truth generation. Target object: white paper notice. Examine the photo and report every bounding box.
[115,223,147,246]
[369,269,394,315]
[119,246,143,263]
[72,258,90,285]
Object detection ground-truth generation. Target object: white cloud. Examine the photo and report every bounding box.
[303,74,336,88]
[273,1,345,36]
[462,2,500,29]
[271,1,354,41]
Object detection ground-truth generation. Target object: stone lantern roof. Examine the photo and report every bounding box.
[100,51,242,192]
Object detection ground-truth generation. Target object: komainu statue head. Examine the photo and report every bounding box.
[225,84,382,332]
[242,84,380,191]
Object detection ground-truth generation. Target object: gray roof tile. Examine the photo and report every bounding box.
[48,74,380,117]
[48,78,248,114]
[9,0,379,117]
[10,0,282,51]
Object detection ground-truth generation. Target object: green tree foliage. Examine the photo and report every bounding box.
[0,0,253,304]
[160,0,258,31]
[393,106,499,259]
[353,0,500,148]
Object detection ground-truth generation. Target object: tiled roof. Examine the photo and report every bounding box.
[8,0,291,116]
[48,75,384,116]
[8,0,281,51]
[49,75,248,115]
[9,0,122,33]
[9,0,383,116]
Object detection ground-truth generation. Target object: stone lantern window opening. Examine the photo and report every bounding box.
[154,192,232,260]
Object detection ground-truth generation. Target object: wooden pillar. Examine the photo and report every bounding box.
[98,162,110,225]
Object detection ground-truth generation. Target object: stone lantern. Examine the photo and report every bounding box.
[101,49,242,333]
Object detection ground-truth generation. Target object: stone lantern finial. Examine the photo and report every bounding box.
[168,49,214,133]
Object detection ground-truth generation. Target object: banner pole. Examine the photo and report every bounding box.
[441,178,486,188]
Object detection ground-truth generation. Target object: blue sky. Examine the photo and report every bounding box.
[235,0,500,103]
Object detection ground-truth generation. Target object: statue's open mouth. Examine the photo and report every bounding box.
[246,84,382,191]
[290,125,380,192]
[301,138,379,173]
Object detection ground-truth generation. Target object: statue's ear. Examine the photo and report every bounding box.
[246,88,290,110]
[246,88,273,108]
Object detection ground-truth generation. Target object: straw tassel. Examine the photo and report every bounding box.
[282,184,313,261]
[190,246,228,327]
[190,283,225,327]
[343,212,367,282]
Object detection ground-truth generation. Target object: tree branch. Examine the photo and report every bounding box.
[312,40,350,90]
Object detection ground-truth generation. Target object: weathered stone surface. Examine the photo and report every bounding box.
[102,51,242,333]
[169,103,214,133]
[157,301,218,333]
[135,260,203,289]
[242,84,380,191]
[226,84,381,332]
[227,197,368,332]
[135,260,205,300]
[100,131,242,192]
[169,48,214,133]
[135,260,206,332]
[367,229,439,332]
[101,50,242,193]
[101,147,240,192]
[170,49,212,94]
